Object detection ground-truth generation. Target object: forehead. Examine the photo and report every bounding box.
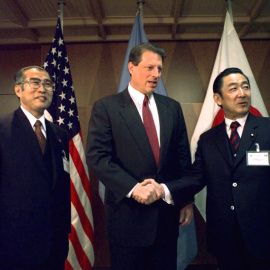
[140,50,162,63]
[222,73,248,86]
[24,68,50,79]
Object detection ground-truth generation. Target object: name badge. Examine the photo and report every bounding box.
[62,150,70,173]
[246,151,270,166]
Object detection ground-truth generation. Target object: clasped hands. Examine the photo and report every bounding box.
[132,179,165,205]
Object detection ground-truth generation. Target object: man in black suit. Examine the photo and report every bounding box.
[0,66,71,269]
[86,43,193,270]
[152,67,270,270]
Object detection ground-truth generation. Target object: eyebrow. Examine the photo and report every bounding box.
[29,77,51,81]
[227,81,249,87]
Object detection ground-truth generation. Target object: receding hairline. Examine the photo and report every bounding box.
[14,66,51,85]
[22,66,49,76]
[128,43,166,66]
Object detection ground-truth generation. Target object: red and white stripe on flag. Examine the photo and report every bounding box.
[190,11,269,220]
[65,133,94,270]
[43,18,94,269]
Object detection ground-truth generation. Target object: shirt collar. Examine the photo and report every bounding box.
[128,83,154,106]
[20,106,46,131]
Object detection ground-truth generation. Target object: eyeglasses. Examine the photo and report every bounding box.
[19,78,55,92]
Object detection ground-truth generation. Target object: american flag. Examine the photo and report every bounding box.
[43,18,94,270]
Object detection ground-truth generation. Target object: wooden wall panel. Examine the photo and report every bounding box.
[0,45,41,114]
[0,45,41,95]
[242,40,270,113]
[1,40,270,269]
[0,95,20,114]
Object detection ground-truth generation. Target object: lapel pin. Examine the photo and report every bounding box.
[58,139,62,142]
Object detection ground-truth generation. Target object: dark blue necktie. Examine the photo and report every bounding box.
[230,121,240,151]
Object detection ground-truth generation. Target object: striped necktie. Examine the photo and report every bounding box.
[230,121,240,151]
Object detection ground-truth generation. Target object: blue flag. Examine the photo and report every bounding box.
[117,10,167,96]
[117,9,198,270]
[177,217,198,270]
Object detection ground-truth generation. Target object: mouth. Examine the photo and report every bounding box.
[36,96,47,101]
[148,81,158,87]
[237,101,248,106]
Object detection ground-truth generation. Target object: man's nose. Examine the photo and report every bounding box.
[38,84,47,93]
[237,87,245,96]
[152,68,161,77]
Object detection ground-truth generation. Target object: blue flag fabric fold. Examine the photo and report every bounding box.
[117,11,167,96]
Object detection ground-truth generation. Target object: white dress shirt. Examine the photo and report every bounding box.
[20,106,47,138]
[128,84,160,145]
[127,84,173,204]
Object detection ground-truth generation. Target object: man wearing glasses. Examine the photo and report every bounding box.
[0,66,71,269]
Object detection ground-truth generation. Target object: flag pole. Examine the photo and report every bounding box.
[58,1,66,33]
[226,0,234,24]
[137,0,145,27]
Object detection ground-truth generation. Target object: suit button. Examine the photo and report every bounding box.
[232,182,237,187]
[231,205,235,210]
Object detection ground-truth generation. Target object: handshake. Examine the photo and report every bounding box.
[132,179,165,205]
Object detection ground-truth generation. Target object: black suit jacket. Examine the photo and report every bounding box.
[168,113,270,259]
[86,89,191,246]
[0,108,71,265]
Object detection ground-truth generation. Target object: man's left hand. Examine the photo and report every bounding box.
[179,203,193,227]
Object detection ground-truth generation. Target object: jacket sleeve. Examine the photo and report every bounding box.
[166,134,206,205]
[86,99,139,204]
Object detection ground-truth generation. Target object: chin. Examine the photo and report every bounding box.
[238,111,249,118]
[147,88,156,93]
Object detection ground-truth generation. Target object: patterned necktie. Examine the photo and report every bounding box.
[230,121,240,151]
[34,120,46,155]
[142,95,160,167]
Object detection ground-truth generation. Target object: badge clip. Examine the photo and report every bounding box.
[255,143,260,152]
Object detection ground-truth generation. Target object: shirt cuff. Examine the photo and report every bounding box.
[161,184,174,205]
[127,183,138,198]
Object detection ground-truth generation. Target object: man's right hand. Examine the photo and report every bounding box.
[132,179,164,205]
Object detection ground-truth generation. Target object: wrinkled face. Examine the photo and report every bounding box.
[214,73,251,120]
[128,51,162,95]
[15,68,53,119]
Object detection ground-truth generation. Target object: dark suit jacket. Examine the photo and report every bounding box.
[0,108,71,265]
[86,89,191,246]
[168,113,270,259]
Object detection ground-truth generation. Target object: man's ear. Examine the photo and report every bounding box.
[14,85,22,98]
[213,93,222,106]
[128,62,134,75]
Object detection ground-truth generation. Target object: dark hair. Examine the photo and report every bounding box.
[213,67,250,96]
[14,66,50,86]
[128,43,167,66]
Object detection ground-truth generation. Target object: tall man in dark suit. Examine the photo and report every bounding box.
[151,67,270,270]
[0,66,71,269]
[86,43,193,270]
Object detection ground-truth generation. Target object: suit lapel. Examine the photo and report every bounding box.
[234,114,258,167]
[215,121,234,167]
[14,108,50,178]
[154,93,173,171]
[118,89,157,167]
[46,121,64,189]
